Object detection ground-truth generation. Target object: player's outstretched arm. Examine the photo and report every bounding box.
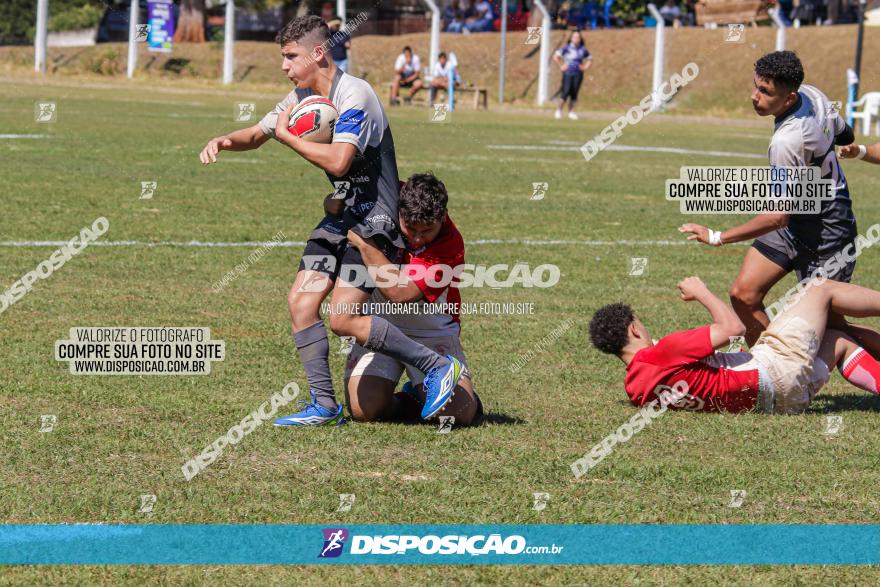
[346,230,424,304]
[677,276,746,348]
[274,104,357,177]
[679,213,787,246]
[199,125,270,165]
[840,142,880,164]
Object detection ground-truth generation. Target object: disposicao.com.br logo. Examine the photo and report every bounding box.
[319,528,563,557]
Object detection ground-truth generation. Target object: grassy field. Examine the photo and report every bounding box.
[3,70,880,584]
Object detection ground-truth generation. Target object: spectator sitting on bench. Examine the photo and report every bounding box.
[429,52,462,104]
[390,46,424,106]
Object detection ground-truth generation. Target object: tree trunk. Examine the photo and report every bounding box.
[174,0,206,43]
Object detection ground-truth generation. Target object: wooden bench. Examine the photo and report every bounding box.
[695,0,769,25]
[446,86,489,110]
[385,82,489,110]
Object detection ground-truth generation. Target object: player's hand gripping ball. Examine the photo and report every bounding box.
[280,96,338,143]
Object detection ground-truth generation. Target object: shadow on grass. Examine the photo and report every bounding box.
[808,393,880,413]
[379,411,524,427]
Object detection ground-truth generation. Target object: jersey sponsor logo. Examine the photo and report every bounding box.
[351,201,375,217]
[367,213,393,224]
[337,108,365,135]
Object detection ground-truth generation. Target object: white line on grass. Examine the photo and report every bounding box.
[488,143,765,159]
[0,134,49,139]
[0,239,743,248]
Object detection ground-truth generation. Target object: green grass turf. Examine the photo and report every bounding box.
[3,75,880,584]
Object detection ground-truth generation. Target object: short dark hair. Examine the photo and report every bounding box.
[276,15,330,47]
[589,303,635,356]
[399,173,448,226]
[403,46,412,54]
[438,51,447,59]
[754,51,804,92]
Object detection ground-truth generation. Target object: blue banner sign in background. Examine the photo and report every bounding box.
[2,524,880,565]
[147,0,174,53]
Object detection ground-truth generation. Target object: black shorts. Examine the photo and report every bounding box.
[752,229,855,283]
[337,236,401,294]
[559,72,584,101]
[297,205,402,294]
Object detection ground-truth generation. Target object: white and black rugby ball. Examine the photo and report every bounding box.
[288,96,337,143]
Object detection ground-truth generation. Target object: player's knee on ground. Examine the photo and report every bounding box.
[345,375,395,422]
[432,378,478,426]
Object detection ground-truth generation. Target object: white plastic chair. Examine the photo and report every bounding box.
[847,92,880,136]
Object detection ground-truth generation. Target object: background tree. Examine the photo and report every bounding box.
[174,0,207,43]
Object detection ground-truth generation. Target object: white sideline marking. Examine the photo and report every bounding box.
[488,143,765,159]
[221,157,266,164]
[0,134,49,139]
[0,239,742,248]
[0,240,308,248]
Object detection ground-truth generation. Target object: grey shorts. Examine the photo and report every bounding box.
[752,229,855,283]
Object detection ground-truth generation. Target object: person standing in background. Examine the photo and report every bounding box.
[327,17,351,73]
[552,29,592,121]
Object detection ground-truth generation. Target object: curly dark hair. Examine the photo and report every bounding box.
[276,15,329,47]
[754,51,804,92]
[589,303,635,356]
[400,173,448,226]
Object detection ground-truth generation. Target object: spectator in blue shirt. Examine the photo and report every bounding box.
[327,18,351,73]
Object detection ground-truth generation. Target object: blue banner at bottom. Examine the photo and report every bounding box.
[1,524,878,565]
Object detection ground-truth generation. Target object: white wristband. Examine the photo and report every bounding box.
[708,229,723,246]
[857,145,867,160]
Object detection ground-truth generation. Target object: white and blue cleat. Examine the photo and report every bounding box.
[273,394,345,427]
[421,355,464,420]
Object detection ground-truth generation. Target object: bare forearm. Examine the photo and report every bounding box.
[720,214,787,244]
[276,134,348,176]
[698,290,741,327]
[359,242,392,268]
[221,126,267,151]
[357,244,423,303]
[865,143,880,164]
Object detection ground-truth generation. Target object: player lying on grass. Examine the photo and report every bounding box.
[590,276,880,415]
[340,173,483,426]
[679,51,859,347]
[198,15,464,426]
[840,142,880,164]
